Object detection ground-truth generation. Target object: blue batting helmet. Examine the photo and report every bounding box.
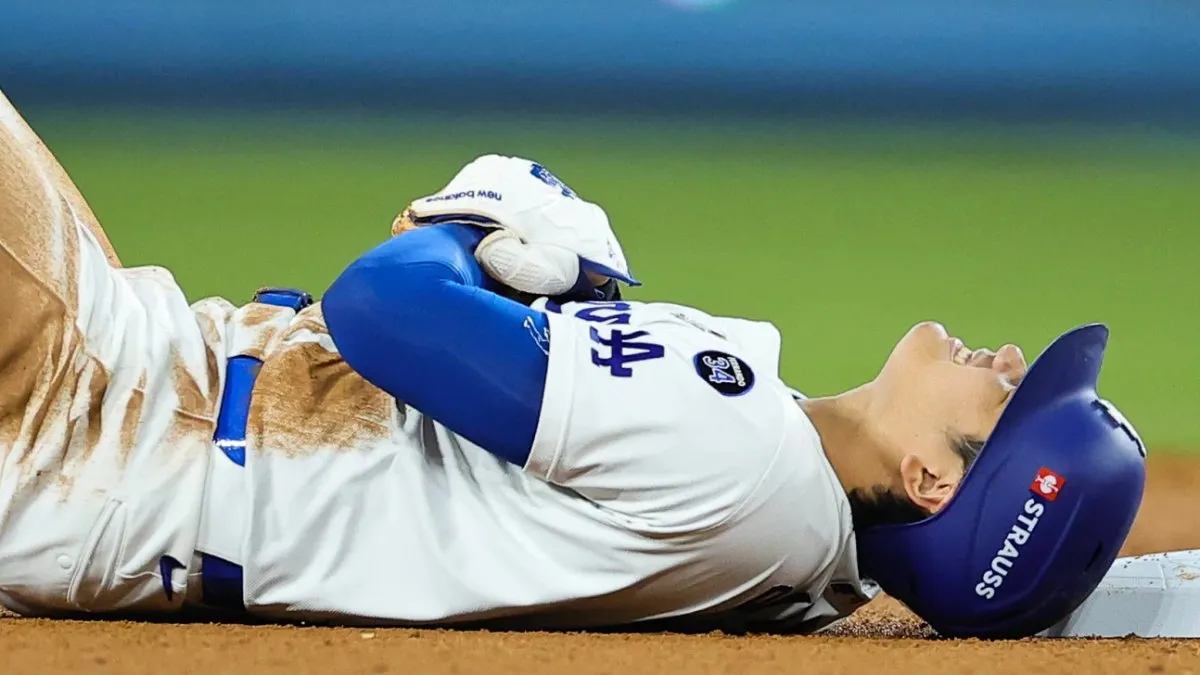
[855,324,1146,638]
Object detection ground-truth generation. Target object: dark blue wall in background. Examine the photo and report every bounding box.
[3,1,1198,122]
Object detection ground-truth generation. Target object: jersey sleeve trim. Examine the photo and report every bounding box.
[524,310,577,480]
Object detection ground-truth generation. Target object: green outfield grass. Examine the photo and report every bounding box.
[29,109,1200,448]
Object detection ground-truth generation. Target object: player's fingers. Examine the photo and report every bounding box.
[391,208,421,237]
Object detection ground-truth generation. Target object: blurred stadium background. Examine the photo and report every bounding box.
[2,1,1197,446]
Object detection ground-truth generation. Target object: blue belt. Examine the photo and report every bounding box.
[199,287,313,611]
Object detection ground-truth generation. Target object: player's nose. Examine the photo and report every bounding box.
[993,344,1027,386]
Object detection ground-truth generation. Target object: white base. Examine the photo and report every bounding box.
[1041,550,1200,638]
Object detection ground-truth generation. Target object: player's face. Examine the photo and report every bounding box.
[872,321,1028,512]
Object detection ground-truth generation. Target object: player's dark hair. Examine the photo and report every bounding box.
[847,485,927,529]
[950,434,985,470]
[848,434,986,530]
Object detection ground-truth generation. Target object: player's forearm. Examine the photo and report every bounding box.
[324,223,549,465]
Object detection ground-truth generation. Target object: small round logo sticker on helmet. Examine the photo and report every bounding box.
[1030,467,1066,501]
[694,351,755,396]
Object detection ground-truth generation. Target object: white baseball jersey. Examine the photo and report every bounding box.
[0,199,871,628]
[238,299,873,631]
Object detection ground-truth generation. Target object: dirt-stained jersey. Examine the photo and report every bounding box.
[0,188,869,627]
[1,95,867,627]
[240,299,873,631]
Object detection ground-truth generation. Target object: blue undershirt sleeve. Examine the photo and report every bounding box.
[322,223,550,466]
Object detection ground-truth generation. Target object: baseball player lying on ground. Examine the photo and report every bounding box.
[0,89,1156,637]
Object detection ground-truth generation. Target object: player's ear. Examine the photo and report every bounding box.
[899,454,956,514]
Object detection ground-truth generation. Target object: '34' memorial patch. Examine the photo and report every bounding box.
[694,351,755,396]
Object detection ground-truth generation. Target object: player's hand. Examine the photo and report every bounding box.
[393,155,640,293]
[394,215,598,296]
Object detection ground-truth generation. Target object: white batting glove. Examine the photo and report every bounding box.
[399,155,640,290]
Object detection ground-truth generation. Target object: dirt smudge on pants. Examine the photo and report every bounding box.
[0,95,84,491]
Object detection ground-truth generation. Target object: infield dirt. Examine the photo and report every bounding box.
[3,454,1199,675]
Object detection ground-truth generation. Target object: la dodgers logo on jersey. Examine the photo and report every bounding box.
[1030,467,1066,501]
[694,351,755,396]
[523,316,550,355]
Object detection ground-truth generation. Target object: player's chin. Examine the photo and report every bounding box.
[908,321,950,344]
[885,321,950,365]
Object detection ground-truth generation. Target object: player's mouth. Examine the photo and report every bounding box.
[949,337,970,365]
[948,337,1000,369]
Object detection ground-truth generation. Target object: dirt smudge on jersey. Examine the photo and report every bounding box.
[235,303,294,361]
[248,307,396,457]
[292,304,331,336]
[240,303,280,328]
